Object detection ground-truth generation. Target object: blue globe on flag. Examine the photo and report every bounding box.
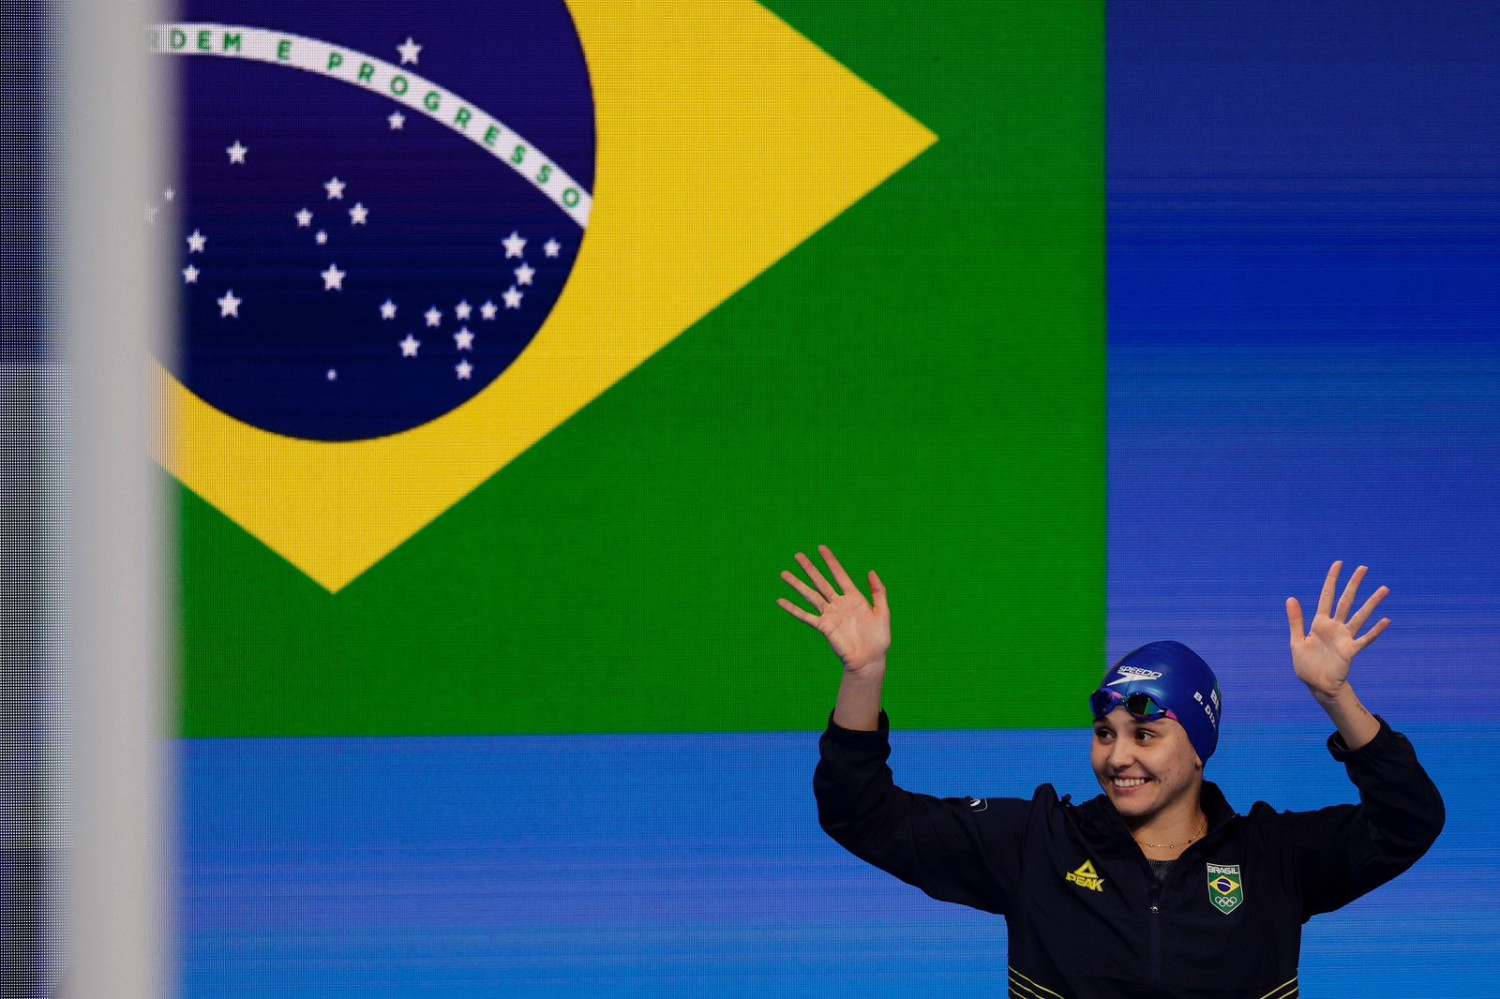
[157,1,595,441]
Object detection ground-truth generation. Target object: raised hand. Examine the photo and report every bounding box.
[779,545,891,674]
[1286,561,1390,702]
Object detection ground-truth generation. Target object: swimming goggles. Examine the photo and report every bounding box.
[1089,688,1179,722]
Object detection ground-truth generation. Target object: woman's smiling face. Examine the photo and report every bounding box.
[1091,707,1203,824]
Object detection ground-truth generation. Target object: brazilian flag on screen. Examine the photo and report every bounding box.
[166,0,1104,738]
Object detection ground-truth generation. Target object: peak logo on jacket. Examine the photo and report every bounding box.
[1065,860,1105,892]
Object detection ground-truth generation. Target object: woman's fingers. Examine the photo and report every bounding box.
[1347,585,1390,634]
[820,545,859,597]
[782,548,884,636]
[1335,564,1368,622]
[1316,560,1343,619]
[1286,596,1305,644]
[1299,560,1390,652]
[777,597,820,628]
[781,569,825,609]
[795,551,840,601]
[1354,616,1391,651]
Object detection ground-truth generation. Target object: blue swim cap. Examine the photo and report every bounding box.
[1094,641,1222,764]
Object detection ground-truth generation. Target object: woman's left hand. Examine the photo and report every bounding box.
[1285,561,1390,702]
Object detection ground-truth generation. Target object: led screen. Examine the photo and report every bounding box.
[167,2,1496,995]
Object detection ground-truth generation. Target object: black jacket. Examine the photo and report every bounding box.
[815,713,1443,999]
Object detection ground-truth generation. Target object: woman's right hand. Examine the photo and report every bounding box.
[778,545,891,674]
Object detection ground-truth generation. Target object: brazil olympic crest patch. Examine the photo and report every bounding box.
[1207,862,1244,914]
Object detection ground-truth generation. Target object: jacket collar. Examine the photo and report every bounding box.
[1076,779,1240,848]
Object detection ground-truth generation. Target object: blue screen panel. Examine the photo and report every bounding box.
[180,725,1490,997]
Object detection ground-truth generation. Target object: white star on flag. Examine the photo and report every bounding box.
[321,263,346,290]
[397,37,422,65]
[217,289,241,317]
[163,187,176,201]
[349,203,369,225]
[454,328,474,350]
[388,111,405,130]
[544,239,561,258]
[295,208,312,227]
[324,176,346,200]
[514,262,535,286]
[327,369,338,381]
[316,231,328,245]
[424,306,442,327]
[380,299,397,320]
[186,229,207,253]
[502,231,526,258]
[503,286,523,309]
[182,264,200,284]
[226,140,248,164]
[454,300,473,320]
[456,359,474,380]
[399,334,421,357]
[480,300,498,320]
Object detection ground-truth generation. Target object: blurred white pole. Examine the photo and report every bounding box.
[60,0,174,997]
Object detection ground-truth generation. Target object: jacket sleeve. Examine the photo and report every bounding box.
[813,711,1029,915]
[1276,716,1445,921]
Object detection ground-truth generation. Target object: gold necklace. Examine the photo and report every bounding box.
[1133,816,1207,850]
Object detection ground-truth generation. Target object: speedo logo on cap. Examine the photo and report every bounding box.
[1106,666,1164,687]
